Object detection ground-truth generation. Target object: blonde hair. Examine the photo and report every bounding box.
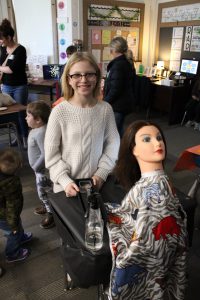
[61,52,101,100]
[0,148,22,175]
[110,36,128,54]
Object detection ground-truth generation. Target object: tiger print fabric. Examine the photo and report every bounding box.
[106,170,188,300]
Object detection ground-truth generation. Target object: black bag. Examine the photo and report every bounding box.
[49,179,114,288]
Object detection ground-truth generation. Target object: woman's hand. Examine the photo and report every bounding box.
[92,175,104,191]
[65,182,79,197]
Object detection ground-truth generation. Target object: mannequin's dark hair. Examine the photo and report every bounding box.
[114,120,167,191]
[0,19,15,39]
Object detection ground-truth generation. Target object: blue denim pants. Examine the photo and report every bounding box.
[0,219,24,258]
[1,84,29,137]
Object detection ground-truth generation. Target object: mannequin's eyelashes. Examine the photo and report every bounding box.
[142,136,151,142]
[156,134,163,141]
[142,134,163,143]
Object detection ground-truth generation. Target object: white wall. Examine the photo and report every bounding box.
[0,0,9,22]
[12,0,54,63]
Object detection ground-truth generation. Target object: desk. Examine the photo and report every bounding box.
[0,103,26,116]
[151,81,191,125]
[28,78,59,102]
[0,104,26,152]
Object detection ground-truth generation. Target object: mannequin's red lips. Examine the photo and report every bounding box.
[155,149,163,154]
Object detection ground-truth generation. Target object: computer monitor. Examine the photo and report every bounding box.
[180,59,199,75]
[43,64,63,80]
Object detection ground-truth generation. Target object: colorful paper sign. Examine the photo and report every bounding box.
[92,29,102,45]
[102,30,111,45]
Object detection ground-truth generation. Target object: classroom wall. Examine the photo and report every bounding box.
[0,0,9,22]
[12,0,55,63]
[6,0,177,67]
[141,0,176,67]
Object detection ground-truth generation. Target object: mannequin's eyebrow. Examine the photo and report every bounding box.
[139,132,160,137]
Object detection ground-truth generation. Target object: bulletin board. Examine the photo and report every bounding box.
[83,0,145,76]
[156,0,200,72]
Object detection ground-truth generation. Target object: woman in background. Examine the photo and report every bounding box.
[0,19,28,148]
[104,37,135,137]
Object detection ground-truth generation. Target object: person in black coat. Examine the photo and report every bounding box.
[104,37,135,137]
[185,77,200,130]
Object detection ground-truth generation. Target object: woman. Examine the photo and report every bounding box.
[185,77,200,130]
[0,19,28,148]
[104,37,135,137]
[45,52,120,196]
[106,120,187,300]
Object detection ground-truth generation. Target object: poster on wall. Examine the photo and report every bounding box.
[169,60,180,72]
[102,47,112,61]
[173,27,184,39]
[190,26,200,52]
[92,49,101,63]
[126,28,139,61]
[92,29,102,45]
[184,26,193,51]
[102,30,112,45]
[161,3,200,23]
[169,27,183,71]
[170,49,181,61]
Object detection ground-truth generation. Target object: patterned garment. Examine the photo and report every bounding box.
[106,170,188,300]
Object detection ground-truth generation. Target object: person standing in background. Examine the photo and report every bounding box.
[26,101,55,229]
[104,37,135,137]
[0,19,28,148]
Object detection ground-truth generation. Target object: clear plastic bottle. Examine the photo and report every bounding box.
[85,193,104,251]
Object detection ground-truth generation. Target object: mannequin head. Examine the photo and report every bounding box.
[114,120,166,190]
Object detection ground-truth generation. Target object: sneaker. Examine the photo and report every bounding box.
[34,205,47,215]
[194,122,200,130]
[40,213,55,229]
[20,232,33,245]
[185,120,194,128]
[6,248,29,263]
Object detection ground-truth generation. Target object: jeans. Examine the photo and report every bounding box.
[114,112,125,138]
[0,219,24,257]
[1,84,29,137]
[35,171,53,213]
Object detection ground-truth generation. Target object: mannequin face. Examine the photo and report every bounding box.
[133,125,165,166]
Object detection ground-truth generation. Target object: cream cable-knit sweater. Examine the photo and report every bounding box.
[44,100,120,193]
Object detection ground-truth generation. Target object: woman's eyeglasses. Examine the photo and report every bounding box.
[68,73,97,81]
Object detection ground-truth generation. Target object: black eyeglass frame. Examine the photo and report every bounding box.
[68,73,97,80]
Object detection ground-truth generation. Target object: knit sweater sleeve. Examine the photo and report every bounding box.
[44,107,73,190]
[94,103,120,181]
[31,127,45,172]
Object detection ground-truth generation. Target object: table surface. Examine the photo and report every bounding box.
[0,103,26,116]
[28,78,58,87]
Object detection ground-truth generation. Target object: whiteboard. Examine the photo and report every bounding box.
[12,0,54,63]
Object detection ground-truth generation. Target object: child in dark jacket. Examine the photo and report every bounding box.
[0,148,32,262]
